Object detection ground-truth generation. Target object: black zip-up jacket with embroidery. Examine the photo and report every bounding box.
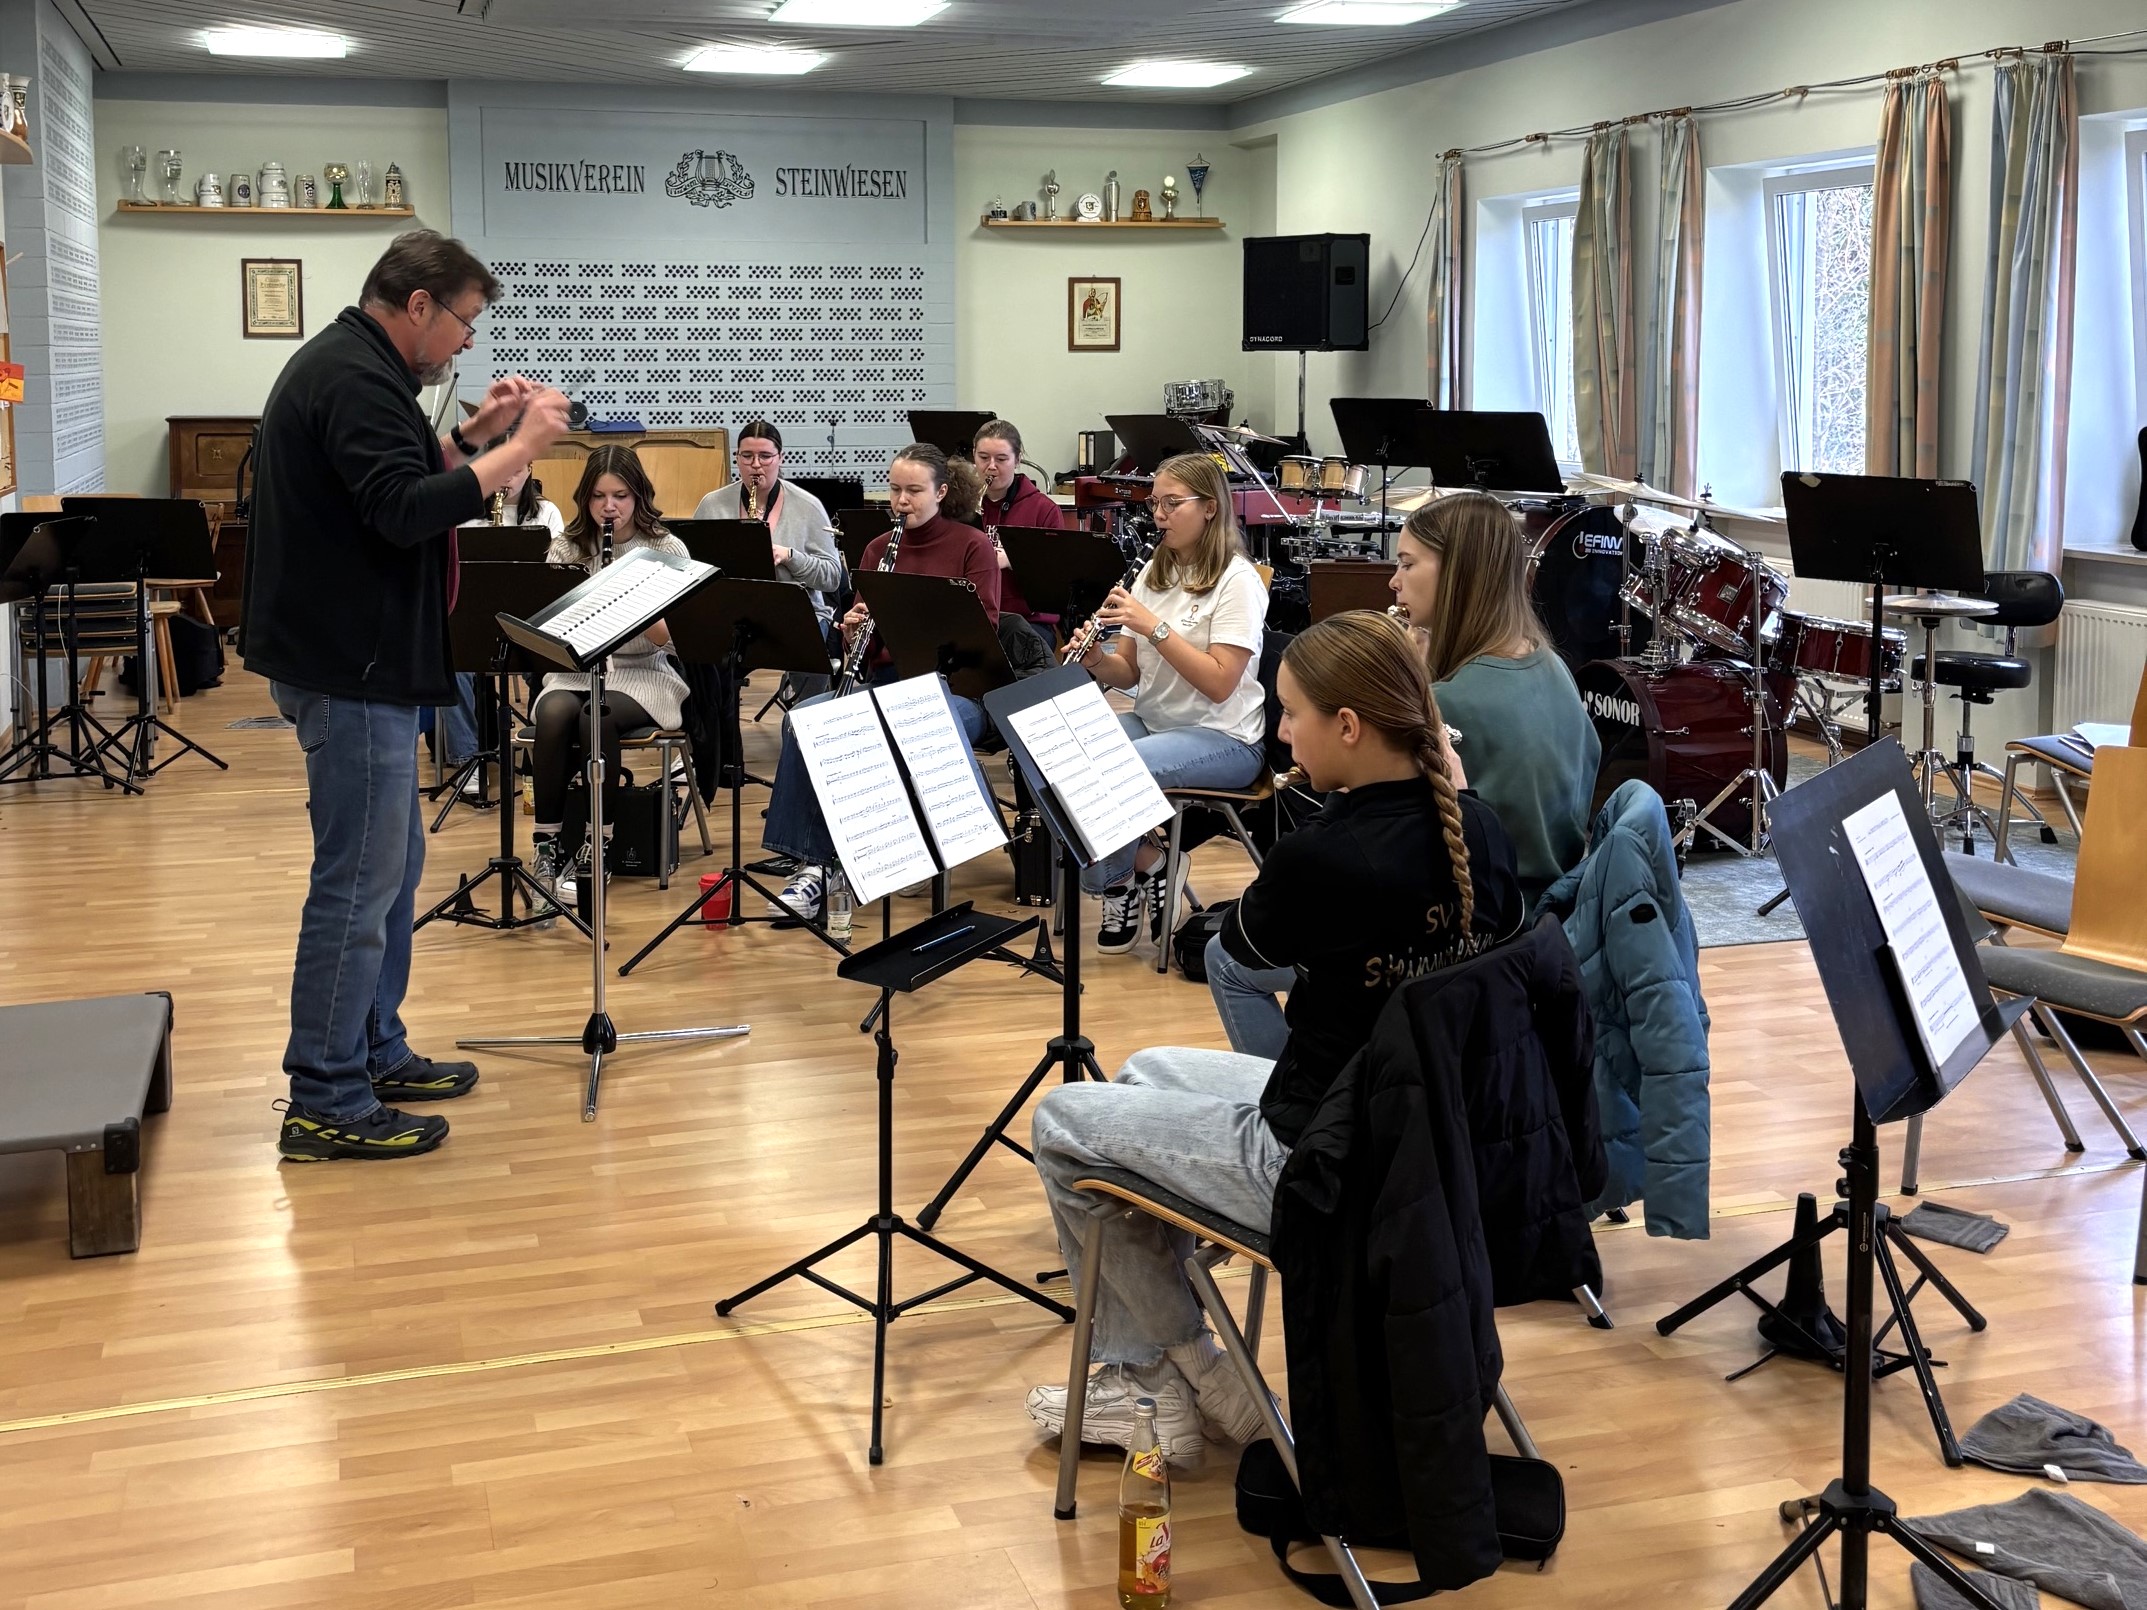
[239,307,484,705]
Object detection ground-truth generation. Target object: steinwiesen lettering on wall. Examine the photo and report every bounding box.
[480,107,926,243]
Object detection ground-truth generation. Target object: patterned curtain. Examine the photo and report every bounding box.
[1573,126,1638,480]
[1644,115,1703,498]
[1973,51,2077,575]
[1866,70,1952,478]
[1426,152,1466,408]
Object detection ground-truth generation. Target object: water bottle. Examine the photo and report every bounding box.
[826,871,854,939]
[1117,1396,1171,1608]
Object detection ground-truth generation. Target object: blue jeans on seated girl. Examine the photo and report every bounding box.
[761,678,993,867]
[1204,933,1294,1061]
[1078,715,1265,894]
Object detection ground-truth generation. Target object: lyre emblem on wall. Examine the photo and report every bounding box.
[664,150,756,209]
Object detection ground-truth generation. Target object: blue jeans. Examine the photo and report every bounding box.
[761,679,993,867]
[1079,716,1265,893]
[1032,1047,1284,1365]
[1205,933,1294,1060]
[271,683,426,1121]
[437,672,481,766]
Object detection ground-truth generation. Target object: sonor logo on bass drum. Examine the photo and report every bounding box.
[1585,690,1643,728]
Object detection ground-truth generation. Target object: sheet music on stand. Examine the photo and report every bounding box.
[525,548,713,668]
[789,675,1010,905]
[1000,678,1172,863]
[1840,790,1980,1073]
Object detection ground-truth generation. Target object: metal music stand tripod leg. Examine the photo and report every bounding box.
[99,563,228,780]
[915,837,1106,1232]
[458,665,747,1119]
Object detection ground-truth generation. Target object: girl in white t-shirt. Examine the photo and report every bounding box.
[1073,451,1268,954]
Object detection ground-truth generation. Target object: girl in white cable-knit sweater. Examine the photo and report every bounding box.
[531,443,690,900]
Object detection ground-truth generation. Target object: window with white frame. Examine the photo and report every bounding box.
[1522,194,1581,468]
[1764,162,1875,475]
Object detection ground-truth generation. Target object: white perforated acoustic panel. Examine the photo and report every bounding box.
[475,252,932,478]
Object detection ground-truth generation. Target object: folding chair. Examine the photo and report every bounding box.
[1050,1167,1540,1610]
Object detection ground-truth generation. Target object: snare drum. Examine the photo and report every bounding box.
[1776,614,1908,688]
[1663,531,1788,655]
[1278,456,1321,492]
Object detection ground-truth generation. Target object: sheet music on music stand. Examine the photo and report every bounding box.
[998,678,1172,864]
[497,547,714,671]
[789,675,1010,905]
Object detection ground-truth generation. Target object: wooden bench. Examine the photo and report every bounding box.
[0,993,174,1257]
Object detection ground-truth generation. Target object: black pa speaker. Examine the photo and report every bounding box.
[1242,233,1371,353]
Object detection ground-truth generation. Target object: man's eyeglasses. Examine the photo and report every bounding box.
[428,294,479,340]
[1145,494,1210,514]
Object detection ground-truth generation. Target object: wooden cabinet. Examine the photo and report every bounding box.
[527,430,731,524]
[167,416,259,511]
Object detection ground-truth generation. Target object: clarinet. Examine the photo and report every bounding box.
[832,517,903,695]
[1061,540,1157,665]
[489,488,509,525]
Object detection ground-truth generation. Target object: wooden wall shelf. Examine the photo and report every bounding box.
[115,201,416,219]
[979,218,1223,231]
[0,130,32,166]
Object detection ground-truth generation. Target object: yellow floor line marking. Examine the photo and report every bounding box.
[6,1159,2130,1439]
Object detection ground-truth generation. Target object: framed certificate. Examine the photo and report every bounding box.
[241,258,303,339]
[1067,275,1120,353]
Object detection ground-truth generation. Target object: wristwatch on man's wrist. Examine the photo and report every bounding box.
[1148,622,1173,646]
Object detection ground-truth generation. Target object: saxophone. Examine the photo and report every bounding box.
[742,479,761,522]
[832,518,904,695]
[489,488,509,525]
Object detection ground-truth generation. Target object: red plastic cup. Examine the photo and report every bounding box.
[698,873,732,926]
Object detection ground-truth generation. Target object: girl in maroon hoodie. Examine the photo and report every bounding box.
[973,419,1069,621]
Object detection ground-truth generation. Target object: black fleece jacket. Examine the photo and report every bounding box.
[238,307,484,705]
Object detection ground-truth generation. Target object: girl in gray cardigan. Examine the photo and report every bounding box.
[691,419,843,620]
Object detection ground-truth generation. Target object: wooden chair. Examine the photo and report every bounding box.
[1050,1167,1543,1609]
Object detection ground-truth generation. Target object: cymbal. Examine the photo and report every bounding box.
[1567,472,1708,513]
[1206,423,1287,445]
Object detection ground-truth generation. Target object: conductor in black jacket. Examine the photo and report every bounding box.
[241,230,570,1162]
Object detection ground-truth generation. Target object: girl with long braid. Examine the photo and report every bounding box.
[1024,611,1522,1465]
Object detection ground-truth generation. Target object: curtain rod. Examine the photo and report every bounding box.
[1436,25,2147,160]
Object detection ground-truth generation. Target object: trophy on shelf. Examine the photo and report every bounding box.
[1159,174,1179,220]
[354,159,374,208]
[123,144,147,204]
[1041,168,1059,221]
[1187,153,1211,218]
[1130,188,1153,222]
[383,162,405,208]
[323,161,350,209]
[156,148,183,205]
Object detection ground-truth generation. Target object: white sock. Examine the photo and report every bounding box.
[1165,1332,1226,1386]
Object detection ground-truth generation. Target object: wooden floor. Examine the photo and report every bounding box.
[1,669,2142,1609]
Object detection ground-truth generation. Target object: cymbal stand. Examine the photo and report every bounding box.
[1682,538,1777,857]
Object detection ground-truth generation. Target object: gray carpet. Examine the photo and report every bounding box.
[1679,756,2082,949]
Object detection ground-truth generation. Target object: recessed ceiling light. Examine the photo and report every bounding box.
[204,26,347,58]
[769,0,947,23]
[1279,0,1464,22]
[684,43,826,74]
[1102,60,1251,89]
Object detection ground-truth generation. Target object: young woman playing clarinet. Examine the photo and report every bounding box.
[1024,611,1521,1461]
[1070,451,1268,955]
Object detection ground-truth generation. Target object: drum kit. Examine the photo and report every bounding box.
[1536,474,1905,857]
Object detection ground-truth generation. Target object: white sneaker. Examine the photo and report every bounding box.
[771,865,824,924]
[1025,1360,1205,1465]
[1169,1333,1271,1446]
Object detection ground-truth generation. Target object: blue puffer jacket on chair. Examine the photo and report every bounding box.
[1537,780,1712,1238]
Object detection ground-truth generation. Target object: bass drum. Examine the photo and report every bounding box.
[1577,658,1788,847]
[1529,504,1654,670]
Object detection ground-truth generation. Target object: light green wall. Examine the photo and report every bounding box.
[952,125,1276,479]
[94,100,450,494]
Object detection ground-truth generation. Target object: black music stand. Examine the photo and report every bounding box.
[852,571,1016,702]
[907,408,997,458]
[1678,742,2024,1610]
[416,561,591,936]
[714,900,1069,1465]
[1330,397,1432,532]
[1104,413,1204,474]
[1756,475,1985,913]
[790,474,863,512]
[457,526,553,563]
[835,508,894,570]
[59,496,229,781]
[669,518,777,580]
[456,550,748,1120]
[616,576,845,976]
[0,515,140,792]
[914,665,1118,1231]
[998,525,1128,638]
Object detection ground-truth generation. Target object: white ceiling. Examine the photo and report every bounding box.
[70,0,1604,99]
